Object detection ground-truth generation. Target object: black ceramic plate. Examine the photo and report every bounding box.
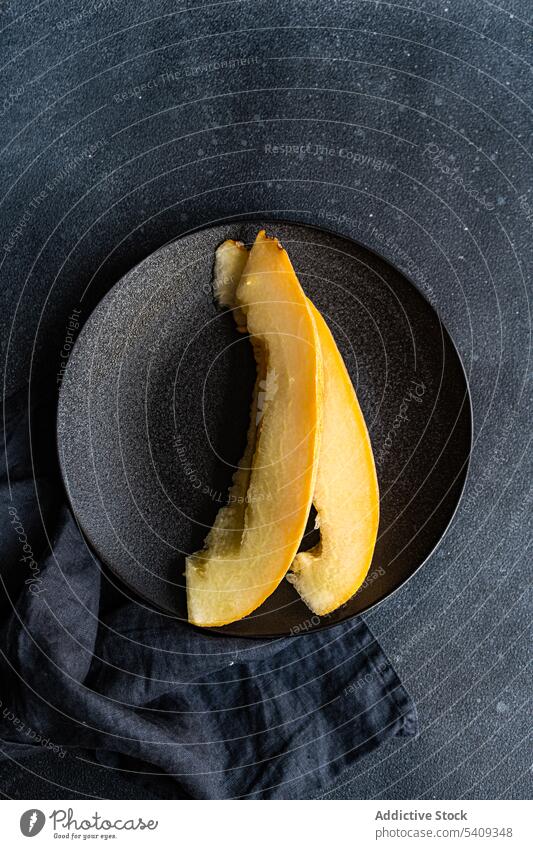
[57,220,472,638]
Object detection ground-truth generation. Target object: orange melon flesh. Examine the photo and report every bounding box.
[212,238,380,617]
[287,301,379,615]
[186,231,323,626]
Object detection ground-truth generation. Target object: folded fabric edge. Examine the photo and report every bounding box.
[361,617,419,739]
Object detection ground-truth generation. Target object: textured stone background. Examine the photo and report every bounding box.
[1,0,531,799]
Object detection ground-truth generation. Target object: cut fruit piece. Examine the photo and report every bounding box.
[201,239,266,554]
[211,239,380,617]
[287,301,379,615]
[186,230,323,627]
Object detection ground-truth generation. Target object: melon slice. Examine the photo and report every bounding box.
[186,230,323,626]
[212,238,380,618]
[287,301,379,615]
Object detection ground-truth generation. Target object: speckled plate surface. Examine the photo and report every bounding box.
[57,220,472,638]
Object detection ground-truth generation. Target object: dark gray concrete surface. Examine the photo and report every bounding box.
[1,0,531,799]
